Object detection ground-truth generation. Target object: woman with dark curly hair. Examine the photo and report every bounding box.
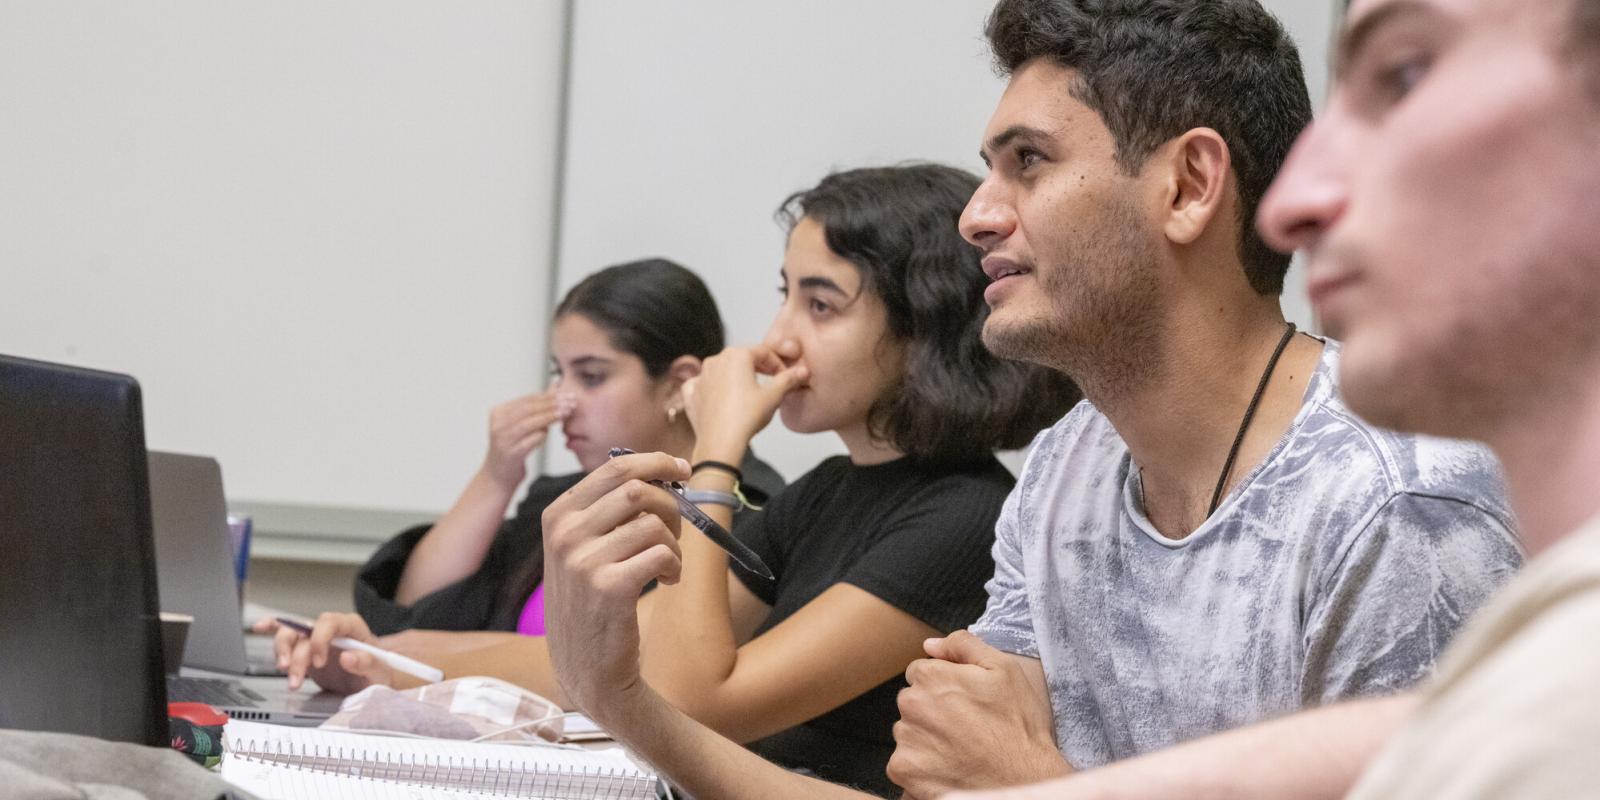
[547,163,1080,796]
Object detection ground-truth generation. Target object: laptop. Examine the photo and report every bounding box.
[0,354,167,746]
[147,450,280,676]
[148,455,340,726]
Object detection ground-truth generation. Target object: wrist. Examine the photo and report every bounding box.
[478,460,525,493]
[585,675,662,732]
[686,470,737,492]
[690,438,749,467]
[1019,744,1074,783]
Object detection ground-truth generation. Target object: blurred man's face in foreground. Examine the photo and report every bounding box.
[1259,0,1600,440]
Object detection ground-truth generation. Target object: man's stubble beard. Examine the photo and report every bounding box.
[1336,238,1600,447]
[981,201,1164,407]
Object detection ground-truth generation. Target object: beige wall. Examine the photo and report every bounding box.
[247,559,358,620]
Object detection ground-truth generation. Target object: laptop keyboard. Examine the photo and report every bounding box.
[167,675,266,708]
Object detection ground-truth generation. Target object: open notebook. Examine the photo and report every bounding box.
[221,720,660,799]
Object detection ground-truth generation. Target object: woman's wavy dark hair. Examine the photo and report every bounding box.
[553,258,725,373]
[777,164,1081,464]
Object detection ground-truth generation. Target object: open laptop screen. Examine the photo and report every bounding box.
[0,354,167,746]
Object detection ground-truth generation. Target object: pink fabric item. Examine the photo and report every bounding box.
[516,583,547,636]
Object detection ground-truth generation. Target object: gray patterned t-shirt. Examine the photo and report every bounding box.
[971,342,1523,769]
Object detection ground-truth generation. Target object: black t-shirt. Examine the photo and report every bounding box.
[732,454,1014,797]
[355,453,784,636]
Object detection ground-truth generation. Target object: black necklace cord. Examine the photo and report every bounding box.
[1207,322,1298,516]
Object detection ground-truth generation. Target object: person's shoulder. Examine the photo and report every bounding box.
[876,457,1012,547]
[1011,398,1123,490]
[1479,517,1600,627]
[901,454,1018,499]
[771,454,853,500]
[1013,397,1110,458]
[1352,526,1600,798]
[1298,402,1505,502]
[1426,520,1600,713]
[802,453,854,481]
[1301,344,1509,518]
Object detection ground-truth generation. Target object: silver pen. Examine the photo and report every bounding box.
[607,447,774,580]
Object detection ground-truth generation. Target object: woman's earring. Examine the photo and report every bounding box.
[667,405,680,424]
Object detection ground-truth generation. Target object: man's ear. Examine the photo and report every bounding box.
[1159,127,1231,246]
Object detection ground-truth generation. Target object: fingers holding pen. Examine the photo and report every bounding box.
[546,451,690,515]
[573,512,685,589]
[258,617,316,687]
[542,452,692,604]
[551,478,686,578]
[263,612,375,691]
[338,649,404,690]
[265,620,300,671]
[276,625,323,691]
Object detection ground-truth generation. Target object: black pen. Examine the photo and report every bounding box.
[607,447,774,580]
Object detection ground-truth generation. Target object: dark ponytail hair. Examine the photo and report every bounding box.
[554,258,724,374]
[777,164,1080,464]
[496,258,723,628]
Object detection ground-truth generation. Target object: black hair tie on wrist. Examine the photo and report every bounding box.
[691,460,743,483]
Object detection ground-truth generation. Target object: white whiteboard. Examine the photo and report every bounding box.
[0,1,1333,517]
[0,1,568,513]
[550,0,1332,481]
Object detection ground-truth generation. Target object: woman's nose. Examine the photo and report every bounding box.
[761,324,803,365]
[761,312,797,359]
[770,337,802,366]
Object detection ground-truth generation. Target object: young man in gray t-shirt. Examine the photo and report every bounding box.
[969,343,1519,769]
[884,2,1521,797]
[949,0,1600,796]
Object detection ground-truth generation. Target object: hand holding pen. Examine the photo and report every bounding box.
[252,613,443,693]
[539,449,694,717]
[607,448,773,579]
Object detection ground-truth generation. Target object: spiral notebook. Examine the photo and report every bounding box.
[221,720,660,799]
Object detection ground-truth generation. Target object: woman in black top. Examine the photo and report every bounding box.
[262,260,782,695]
[545,165,1080,795]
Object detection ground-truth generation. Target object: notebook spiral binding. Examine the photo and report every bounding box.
[228,736,659,799]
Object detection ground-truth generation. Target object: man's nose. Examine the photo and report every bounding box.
[959,176,1018,251]
[1258,119,1349,256]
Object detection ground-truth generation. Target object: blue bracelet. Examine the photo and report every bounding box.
[682,488,739,508]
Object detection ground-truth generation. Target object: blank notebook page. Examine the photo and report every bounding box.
[221,719,657,800]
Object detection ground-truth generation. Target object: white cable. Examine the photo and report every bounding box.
[469,709,572,742]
